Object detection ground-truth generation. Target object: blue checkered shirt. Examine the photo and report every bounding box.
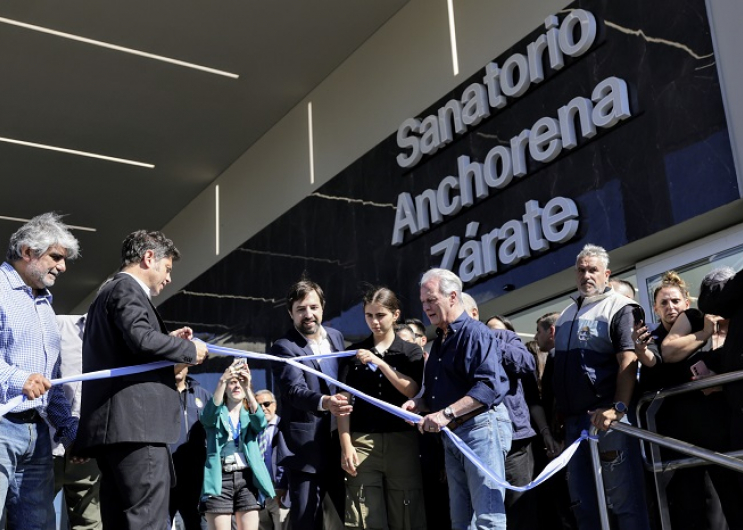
[0,261,77,445]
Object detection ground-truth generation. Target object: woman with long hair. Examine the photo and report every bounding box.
[338,287,426,530]
[199,360,275,530]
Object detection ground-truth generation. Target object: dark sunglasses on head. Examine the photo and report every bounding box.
[259,401,274,407]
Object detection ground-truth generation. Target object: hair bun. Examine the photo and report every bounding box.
[654,270,690,301]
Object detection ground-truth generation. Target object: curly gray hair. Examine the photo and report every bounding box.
[6,212,80,261]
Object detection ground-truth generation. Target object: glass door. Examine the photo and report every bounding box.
[636,223,743,324]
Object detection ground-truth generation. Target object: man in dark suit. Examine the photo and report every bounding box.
[271,279,352,530]
[76,230,208,530]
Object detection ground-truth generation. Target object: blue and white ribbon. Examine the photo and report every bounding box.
[204,341,587,491]
[0,360,175,417]
[0,340,591,492]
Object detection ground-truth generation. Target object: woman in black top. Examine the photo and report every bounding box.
[635,271,743,530]
[338,287,426,530]
[635,272,714,391]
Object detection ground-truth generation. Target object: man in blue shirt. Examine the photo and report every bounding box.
[403,268,512,530]
[462,293,538,530]
[0,212,80,530]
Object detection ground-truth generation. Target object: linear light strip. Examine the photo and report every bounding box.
[447,0,460,76]
[0,136,154,168]
[308,102,315,185]
[0,215,96,232]
[215,185,220,256]
[0,16,239,79]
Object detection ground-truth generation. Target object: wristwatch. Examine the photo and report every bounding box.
[612,401,628,415]
[443,406,455,421]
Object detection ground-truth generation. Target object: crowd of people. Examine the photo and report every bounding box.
[2,213,743,530]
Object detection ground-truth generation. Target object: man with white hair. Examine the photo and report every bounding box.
[0,212,80,529]
[552,244,649,530]
[403,268,511,530]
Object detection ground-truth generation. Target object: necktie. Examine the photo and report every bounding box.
[258,424,270,456]
[258,425,273,481]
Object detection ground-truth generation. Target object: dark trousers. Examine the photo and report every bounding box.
[418,433,451,529]
[531,435,577,530]
[96,443,173,530]
[505,437,537,530]
[660,392,743,530]
[169,450,207,530]
[666,466,743,530]
[286,431,344,530]
[287,469,332,530]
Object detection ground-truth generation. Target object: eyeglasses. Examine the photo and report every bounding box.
[259,401,274,407]
[414,333,424,338]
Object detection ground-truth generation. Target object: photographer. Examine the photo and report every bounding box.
[199,360,275,530]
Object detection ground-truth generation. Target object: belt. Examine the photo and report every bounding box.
[5,409,41,423]
[223,463,248,473]
[447,406,488,431]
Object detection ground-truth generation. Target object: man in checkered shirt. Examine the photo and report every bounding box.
[0,212,80,530]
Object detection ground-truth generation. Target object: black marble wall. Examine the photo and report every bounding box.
[159,0,738,349]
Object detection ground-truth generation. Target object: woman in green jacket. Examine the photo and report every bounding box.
[200,360,275,530]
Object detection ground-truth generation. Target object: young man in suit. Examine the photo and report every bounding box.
[76,230,208,530]
[271,279,352,530]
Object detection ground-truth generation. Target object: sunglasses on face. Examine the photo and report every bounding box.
[259,401,274,407]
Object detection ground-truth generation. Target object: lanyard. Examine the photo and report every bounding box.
[229,416,241,446]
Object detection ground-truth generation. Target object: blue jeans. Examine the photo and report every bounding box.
[0,416,55,529]
[443,404,512,530]
[564,415,650,530]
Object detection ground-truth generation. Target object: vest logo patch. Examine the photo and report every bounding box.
[576,321,598,342]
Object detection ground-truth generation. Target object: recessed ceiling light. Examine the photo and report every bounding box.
[0,215,96,232]
[447,0,459,76]
[308,102,315,185]
[0,16,239,79]
[215,185,220,256]
[0,136,155,168]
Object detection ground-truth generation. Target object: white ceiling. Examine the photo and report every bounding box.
[0,0,409,312]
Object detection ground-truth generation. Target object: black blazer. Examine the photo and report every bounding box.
[271,326,344,474]
[76,273,196,454]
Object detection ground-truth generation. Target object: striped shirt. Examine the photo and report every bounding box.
[0,261,76,445]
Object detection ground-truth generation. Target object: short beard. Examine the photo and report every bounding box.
[580,282,604,297]
[27,263,55,289]
[299,320,318,335]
